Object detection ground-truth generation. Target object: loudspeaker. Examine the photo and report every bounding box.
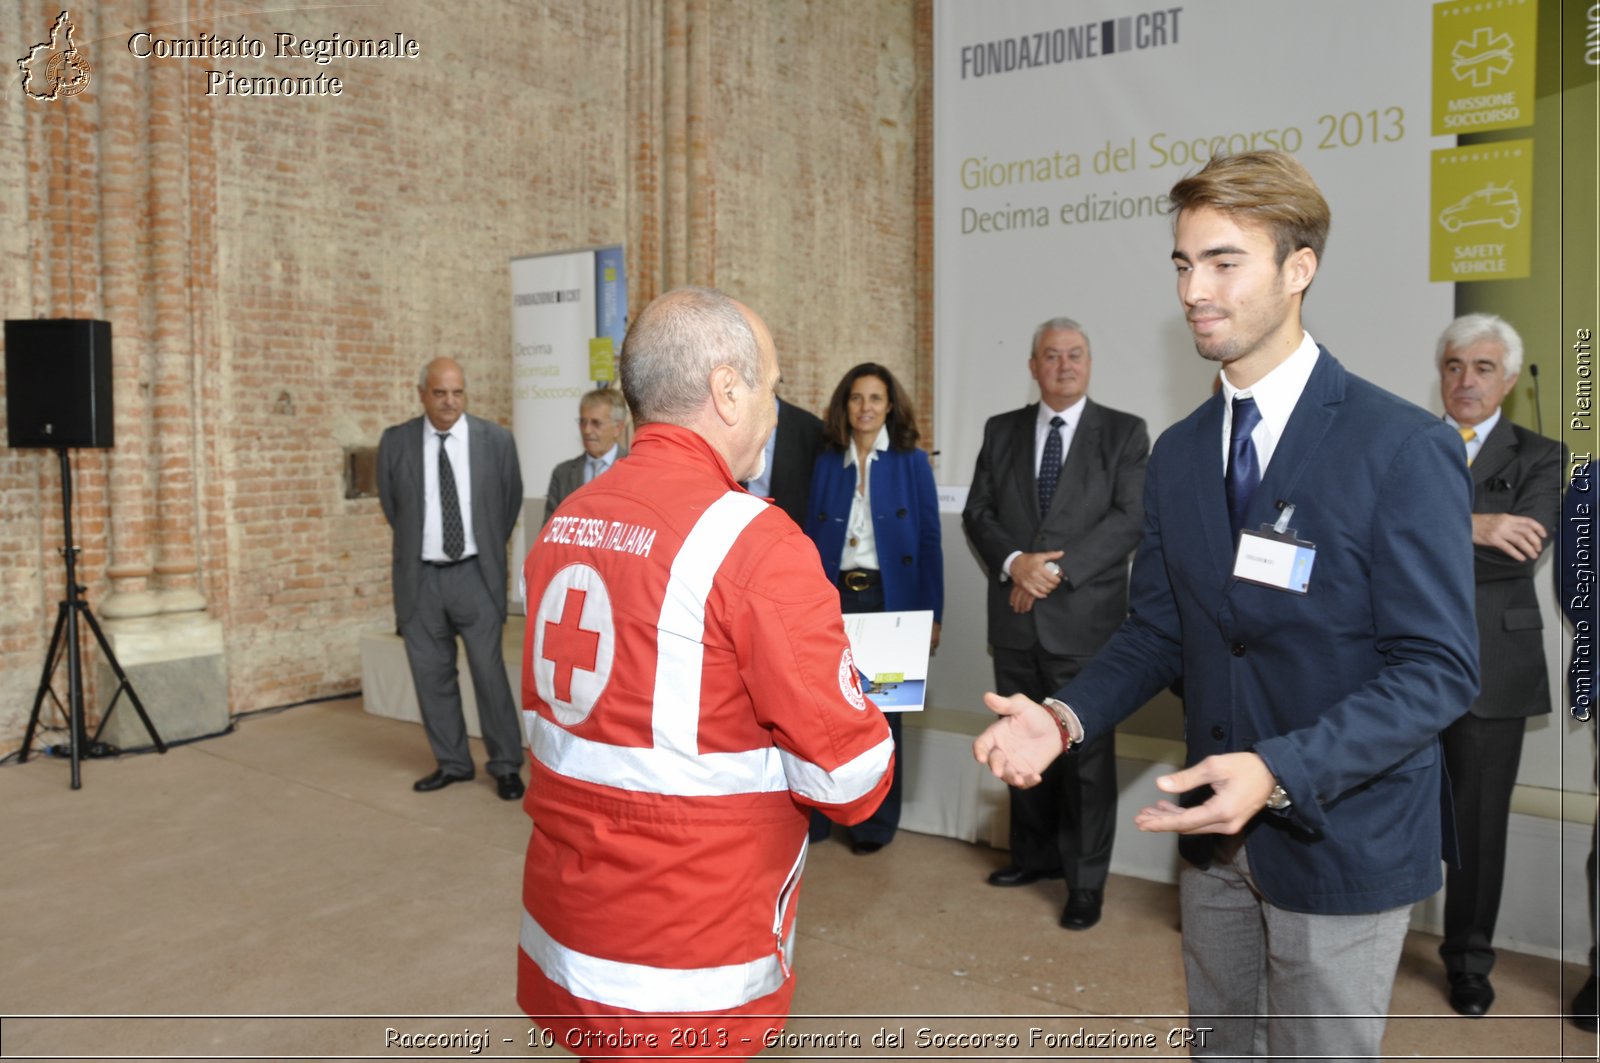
[5,319,113,449]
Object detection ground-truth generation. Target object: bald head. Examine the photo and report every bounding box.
[619,288,764,425]
[618,287,779,480]
[418,357,467,431]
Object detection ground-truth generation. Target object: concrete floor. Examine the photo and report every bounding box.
[1,697,1594,1061]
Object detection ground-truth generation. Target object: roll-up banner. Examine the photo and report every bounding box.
[509,246,628,607]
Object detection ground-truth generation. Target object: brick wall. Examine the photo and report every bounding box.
[0,0,923,747]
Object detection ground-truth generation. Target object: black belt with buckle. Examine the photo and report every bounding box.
[841,569,879,593]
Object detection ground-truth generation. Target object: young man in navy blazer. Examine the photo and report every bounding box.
[974,151,1479,1058]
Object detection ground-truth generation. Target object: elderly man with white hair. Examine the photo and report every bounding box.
[1434,311,1566,1018]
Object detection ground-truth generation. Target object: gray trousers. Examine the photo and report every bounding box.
[401,561,525,778]
[1180,838,1411,1062]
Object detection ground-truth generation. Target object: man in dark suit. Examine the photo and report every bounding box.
[974,151,1479,1058]
[378,357,526,800]
[962,319,1148,931]
[541,387,629,527]
[744,396,825,525]
[1432,313,1565,1017]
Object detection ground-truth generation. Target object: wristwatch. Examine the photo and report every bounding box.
[1265,783,1292,811]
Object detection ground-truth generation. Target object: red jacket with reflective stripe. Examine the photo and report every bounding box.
[517,424,893,1056]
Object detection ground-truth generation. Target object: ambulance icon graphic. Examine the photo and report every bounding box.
[1438,181,1520,233]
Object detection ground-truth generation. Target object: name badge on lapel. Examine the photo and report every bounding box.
[1232,503,1316,594]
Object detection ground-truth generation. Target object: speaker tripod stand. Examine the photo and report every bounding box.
[20,446,165,789]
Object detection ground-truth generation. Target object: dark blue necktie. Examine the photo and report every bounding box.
[1226,396,1261,536]
[438,432,465,560]
[1037,415,1065,514]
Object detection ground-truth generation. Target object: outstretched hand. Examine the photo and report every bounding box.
[972,692,1064,788]
[1132,752,1277,835]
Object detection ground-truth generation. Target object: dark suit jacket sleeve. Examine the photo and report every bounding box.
[961,415,1018,574]
[1250,421,1479,835]
[773,400,826,526]
[377,424,402,529]
[1473,425,1565,584]
[542,466,563,528]
[1057,416,1149,589]
[542,455,589,528]
[498,427,524,544]
[912,448,944,620]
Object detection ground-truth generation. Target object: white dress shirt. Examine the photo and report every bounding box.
[1218,331,1321,478]
[1001,394,1087,580]
[840,425,889,572]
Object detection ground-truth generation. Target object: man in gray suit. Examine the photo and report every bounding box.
[378,357,527,800]
[541,387,629,527]
[1434,313,1566,1016]
[962,319,1149,929]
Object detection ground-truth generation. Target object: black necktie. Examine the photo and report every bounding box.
[1226,396,1262,536]
[1037,415,1065,514]
[437,432,464,560]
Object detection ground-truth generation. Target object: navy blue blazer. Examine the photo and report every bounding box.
[804,445,944,621]
[1062,349,1479,915]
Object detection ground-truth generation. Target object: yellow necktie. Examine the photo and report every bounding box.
[1459,425,1477,466]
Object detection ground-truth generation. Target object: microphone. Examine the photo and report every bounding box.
[1529,363,1543,434]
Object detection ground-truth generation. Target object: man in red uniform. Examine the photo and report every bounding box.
[518,287,894,1058]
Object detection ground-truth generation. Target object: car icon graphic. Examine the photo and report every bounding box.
[1439,182,1521,233]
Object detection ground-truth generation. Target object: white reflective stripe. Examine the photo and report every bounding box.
[780,734,895,805]
[653,491,768,756]
[528,711,789,796]
[522,909,792,1013]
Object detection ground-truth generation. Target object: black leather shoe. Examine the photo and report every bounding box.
[1448,972,1495,1017]
[1570,974,1598,1032]
[986,866,1063,887]
[494,772,525,801]
[413,769,472,792]
[851,841,885,855]
[1060,889,1103,930]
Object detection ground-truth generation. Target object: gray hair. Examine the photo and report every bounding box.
[1031,317,1091,357]
[416,357,465,389]
[580,387,629,424]
[620,287,760,424]
[1435,313,1523,379]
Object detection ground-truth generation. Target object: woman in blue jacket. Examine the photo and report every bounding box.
[804,362,943,853]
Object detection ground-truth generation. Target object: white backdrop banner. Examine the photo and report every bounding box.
[933,0,1455,484]
[509,246,628,602]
